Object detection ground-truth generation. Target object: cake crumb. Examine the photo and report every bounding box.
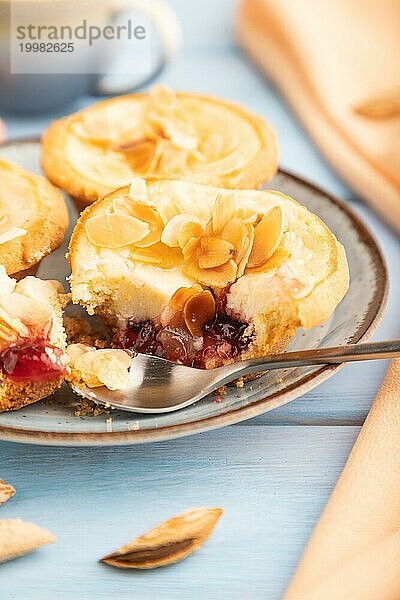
[215,385,227,397]
[74,398,110,417]
[234,377,245,388]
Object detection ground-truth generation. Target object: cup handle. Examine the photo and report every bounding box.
[92,0,182,96]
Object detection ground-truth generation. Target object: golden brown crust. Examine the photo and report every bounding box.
[0,376,63,412]
[42,91,278,206]
[0,159,69,276]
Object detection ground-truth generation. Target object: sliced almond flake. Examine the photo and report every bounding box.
[182,237,201,261]
[91,350,131,391]
[163,120,198,150]
[66,343,95,363]
[148,84,176,115]
[0,519,56,563]
[161,214,204,248]
[183,291,216,336]
[212,193,237,235]
[85,213,150,248]
[128,178,149,203]
[197,237,235,269]
[0,267,16,296]
[184,258,238,288]
[0,293,53,330]
[168,285,203,312]
[0,305,29,338]
[0,228,27,245]
[114,198,164,248]
[101,507,222,569]
[132,244,182,269]
[177,220,204,250]
[0,480,15,505]
[236,224,255,278]
[247,205,285,269]
[69,346,132,391]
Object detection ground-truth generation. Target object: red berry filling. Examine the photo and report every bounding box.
[113,312,252,369]
[0,338,66,383]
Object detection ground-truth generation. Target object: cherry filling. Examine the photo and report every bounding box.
[0,338,66,383]
[113,312,252,369]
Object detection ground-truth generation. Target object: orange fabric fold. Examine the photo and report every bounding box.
[237,0,400,232]
[284,359,400,600]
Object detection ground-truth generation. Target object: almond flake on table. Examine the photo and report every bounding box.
[0,480,16,505]
[101,507,223,569]
[0,519,56,563]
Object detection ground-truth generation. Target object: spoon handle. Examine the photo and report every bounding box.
[230,340,400,378]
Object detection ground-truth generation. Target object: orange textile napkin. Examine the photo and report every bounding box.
[237,0,400,232]
[284,359,400,600]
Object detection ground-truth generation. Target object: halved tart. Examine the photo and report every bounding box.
[0,159,69,279]
[41,86,278,206]
[0,268,68,412]
[69,179,349,369]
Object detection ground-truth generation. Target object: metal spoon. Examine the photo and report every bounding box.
[70,340,400,414]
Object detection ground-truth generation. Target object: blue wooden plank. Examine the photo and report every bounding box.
[0,426,359,600]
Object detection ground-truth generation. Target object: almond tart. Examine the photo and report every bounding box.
[68,179,349,369]
[0,267,68,412]
[0,159,69,279]
[42,85,278,207]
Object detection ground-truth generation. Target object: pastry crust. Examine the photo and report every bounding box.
[0,159,69,276]
[69,180,349,366]
[42,89,278,206]
[0,271,68,412]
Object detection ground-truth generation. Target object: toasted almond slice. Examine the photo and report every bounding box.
[114,199,164,248]
[184,258,238,288]
[0,519,56,564]
[183,291,216,336]
[236,225,255,278]
[0,228,27,245]
[91,349,131,390]
[247,205,285,269]
[177,220,204,249]
[0,317,20,343]
[132,244,182,269]
[148,84,176,114]
[246,247,291,274]
[212,193,237,235]
[198,237,234,269]
[182,237,201,261]
[168,285,203,312]
[66,343,96,363]
[0,293,53,330]
[161,214,204,248]
[221,218,253,268]
[0,305,29,338]
[0,480,15,505]
[128,178,149,202]
[85,213,150,248]
[163,120,198,151]
[101,507,222,570]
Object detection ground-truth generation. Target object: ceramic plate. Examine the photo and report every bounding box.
[0,140,388,446]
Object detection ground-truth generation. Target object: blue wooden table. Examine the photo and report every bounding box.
[1,2,399,598]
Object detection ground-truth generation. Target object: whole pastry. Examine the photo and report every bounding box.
[0,159,69,278]
[69,179,349,369]
[42,86,278,206]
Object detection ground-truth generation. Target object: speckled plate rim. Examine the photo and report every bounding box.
[0,138,389,446]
